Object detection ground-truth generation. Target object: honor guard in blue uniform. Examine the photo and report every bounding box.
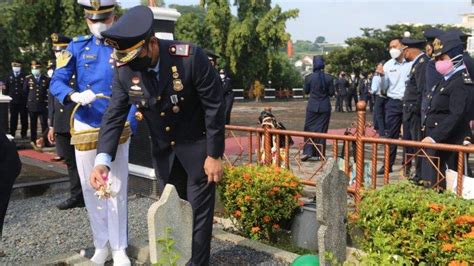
[400,38,429,181]
[90,6,225,266]
[422,28,444,125]
[4,60,28,138]
[24,60,49,147]
[301,56,334,161]
[421,32,473,188]
[49,1,136,264]
[220,69,234,124]
[48,33,84,210]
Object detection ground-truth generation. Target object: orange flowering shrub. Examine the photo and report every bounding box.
[356,181,474,265]
[218,165,303,240]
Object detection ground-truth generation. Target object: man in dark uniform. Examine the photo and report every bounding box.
[48,33,84,210]
[421,32,473,188]
[89,6,225,265]
[205,49,219,68]
[0,129,21,257]
[400,38,429,182]
[24,61,49,147]
[422,28,444,125]
[301,55,334,162]
[220,69,234,124]
[347,72,359,111]
[4,60,27,138]
[335,71,348,112]
[358,73,372,111]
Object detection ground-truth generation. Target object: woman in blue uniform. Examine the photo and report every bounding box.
[301,56,335,161]
[421,32,473,188]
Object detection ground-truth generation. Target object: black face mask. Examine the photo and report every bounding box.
[128,54,152,72]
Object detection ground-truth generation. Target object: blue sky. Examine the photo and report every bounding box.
[119,0,472,43]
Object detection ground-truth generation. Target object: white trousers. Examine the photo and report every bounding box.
[74,119,129,250]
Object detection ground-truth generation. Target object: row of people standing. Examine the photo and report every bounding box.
[371,28,474,188]
[334,72,374,112]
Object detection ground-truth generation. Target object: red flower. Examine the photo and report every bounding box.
[442,243,455,252]
[263,216,271,223]
[272,186,280,192]
[234,210,242,218]
[251,226,261,233]
[244,195,252,202]
[272,224,280,230]
[294,193,302,199]
[243,173,251,181]
[290,181,298,187]
[298,201,305,206]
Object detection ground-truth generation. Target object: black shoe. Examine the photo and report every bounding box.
[0,250,5,257]
[56,198,85,210]
[301,154,311,162]
[377,166,392,175]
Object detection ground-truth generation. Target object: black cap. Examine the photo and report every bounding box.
[205,49,219,61]
[78,0,116,20]
[31,60,41,69]
[11,60,21,67]
[433,32,464,57]
[424,28,444,42]
[102,6,154,64]
[446,28,471,44]
[401,38,426,49]
[51,33,72,51]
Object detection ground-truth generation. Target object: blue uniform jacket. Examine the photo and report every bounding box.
[304,56,335,113]
[49,35,137,131]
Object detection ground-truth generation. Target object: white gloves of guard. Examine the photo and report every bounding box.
[70,90,97,106]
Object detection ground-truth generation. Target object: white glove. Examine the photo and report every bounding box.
[70,90,97,106]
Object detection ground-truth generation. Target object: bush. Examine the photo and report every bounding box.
[354,181,474,265]
[218,164,303,241]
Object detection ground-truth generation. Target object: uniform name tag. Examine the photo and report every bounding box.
[84,54,97,60]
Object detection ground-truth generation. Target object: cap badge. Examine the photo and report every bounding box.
[51,33,59,43]
[90,0,101,11]
[433,38,443,52]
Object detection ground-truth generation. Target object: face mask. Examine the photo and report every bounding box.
[88,22,112,39]
[47,69,54,78]
[54,52,62,59]
[32,69,41,77]
[389,48,402,59]
[435,59,454,76]
[12,67,21,73]
[220,74,225,79]
[128,54,152,72]
[351,74,355,79]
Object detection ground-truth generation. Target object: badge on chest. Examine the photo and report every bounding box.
[128,76,148,108]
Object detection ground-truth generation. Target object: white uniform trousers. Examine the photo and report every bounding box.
[74,119,129,250]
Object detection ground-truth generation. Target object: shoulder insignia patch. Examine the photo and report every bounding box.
[419,57,425,64]
[72,35,92,42]
[56,50,73,69]
[169,44,190,57]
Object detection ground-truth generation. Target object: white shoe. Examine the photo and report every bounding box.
[90,247,110,265]
[112,249,131,266]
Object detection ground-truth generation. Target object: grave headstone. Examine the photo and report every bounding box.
[147,184,193,265]
[316,158,348,265]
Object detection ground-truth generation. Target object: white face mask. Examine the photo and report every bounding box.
[32,69,41,77]
[54,52,62,59]
[351,74,355,79]
[88,22,112,39]
[389,48,402,59]
[12,67,21,73]
[220,74,225,79]
[47,69,54,78]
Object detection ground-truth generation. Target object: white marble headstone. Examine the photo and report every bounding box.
[147,184,193,265]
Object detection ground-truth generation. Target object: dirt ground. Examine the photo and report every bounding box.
[230,99,374,130]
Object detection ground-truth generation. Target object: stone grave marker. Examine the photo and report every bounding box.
[316,158,348,265]
[147,184,193,265]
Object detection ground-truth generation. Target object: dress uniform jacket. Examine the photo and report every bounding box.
[424,69,472,145]
[5,72,27,104]
[0,129,21,236]
[97,40,225,182]
[403,54,429,122]
[50,35,137,129]
[24,75,49,113]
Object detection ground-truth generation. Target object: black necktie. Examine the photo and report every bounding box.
[148,70,159,89]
